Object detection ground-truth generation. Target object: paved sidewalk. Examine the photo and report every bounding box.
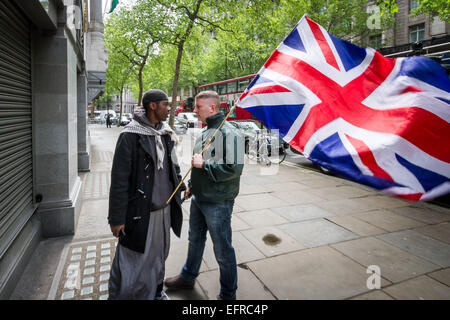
[11,124,450,300]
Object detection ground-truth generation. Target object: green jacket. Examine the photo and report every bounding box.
[189,112,244,202]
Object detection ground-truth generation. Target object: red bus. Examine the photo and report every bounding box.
[197,74,257,121]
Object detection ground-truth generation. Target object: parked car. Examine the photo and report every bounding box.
[165,118,188,135]
[229,120,287,156]
[177,112,198,128]
[119,115,130,126]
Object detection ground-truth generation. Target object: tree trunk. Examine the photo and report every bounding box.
[118,86,123,127]
[90,98,95,118]
[138,64,144,106]
[169,40,184,127]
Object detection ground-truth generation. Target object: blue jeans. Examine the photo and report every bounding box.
[180,196,237,299]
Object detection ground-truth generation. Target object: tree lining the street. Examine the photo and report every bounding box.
[104,46,134,126]
[133,0,243,126]
[104,7,160,105]
[376,0,449,23]
[105,0,397,126]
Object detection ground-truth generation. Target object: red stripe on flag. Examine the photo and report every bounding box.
[239,85,291,101]
[396,193,423,201]
[401,85,422,94]
[306,17,340,71]
[345,134,394,181]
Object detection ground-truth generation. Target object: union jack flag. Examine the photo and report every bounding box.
[236,15,450,201]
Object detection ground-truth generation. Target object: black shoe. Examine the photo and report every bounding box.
[164,275,195,290]
[217,294,236,300]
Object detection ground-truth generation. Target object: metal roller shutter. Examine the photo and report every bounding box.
[0,0,34,258]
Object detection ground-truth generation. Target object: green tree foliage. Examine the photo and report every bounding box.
[105,51,133,126]
[411,0,449,22]
[104,8,159,105]
[105,0,397,121]
[377,0,449,23]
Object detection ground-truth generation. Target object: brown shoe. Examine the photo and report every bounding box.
[164,275,195,290]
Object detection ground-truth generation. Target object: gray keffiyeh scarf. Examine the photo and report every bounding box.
[122,107,178,170]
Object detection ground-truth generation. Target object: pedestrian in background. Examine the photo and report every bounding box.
[164,90,244,300]
[108,89,185,300]
[106,113,112,128]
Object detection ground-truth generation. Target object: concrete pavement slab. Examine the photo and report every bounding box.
[350,209,425,232]
[170,224,189,243]
[427,268,450,286]
[296,175,346,189]
[307,185,375,201]
[181,205,190,221]
[241,226,304,257]
[331,237,440,283]
[235,193,287,211]
[201,231,266,270]
[326,215,386,236]
[383,275,450,300]
[196,266,276,300]
[165,241,208,278]
[278,219,358,248]
[232,204,246,214]
[237,209,290,228]
[269,173,312,183]
[421,202,450,214]
[351,290,394,300]
[240,175,277,185]
[389,206,450,224]
[271,190,323,205]
[89,162,112,172]
[10,236,73,300]
[231,215,252,231]
[75,199,110,240]
[271,204,334,222]
[414,222,450,244]
[262,181,309,192]
[91,150,113,163]
[238,183,269,195]
[231,232,266,265]
[83,171,111,200]
[316,198,380,215]
[353,195,410,210]
[164,284,208,300]
[247,246,386,300]
[377,230,450,267]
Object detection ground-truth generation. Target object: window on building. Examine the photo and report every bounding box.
[410,0,420,12]
[369,34,382,49]
[238,78,251,92]
[227,81,237,94]
[410,23,425,43]
[217,83,226,95]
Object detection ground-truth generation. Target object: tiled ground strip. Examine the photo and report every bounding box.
[83,171,111,200]
[49,238,117,300]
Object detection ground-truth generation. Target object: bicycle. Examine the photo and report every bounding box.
[246,130,288,165]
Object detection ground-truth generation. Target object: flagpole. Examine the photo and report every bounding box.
[165,105,236,205]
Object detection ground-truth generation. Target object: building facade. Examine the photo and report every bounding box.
[112,89,137,115]
[0,0,99,298]
[375,0,449,69]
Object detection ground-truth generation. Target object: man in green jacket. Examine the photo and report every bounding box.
[164,91,244,300]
